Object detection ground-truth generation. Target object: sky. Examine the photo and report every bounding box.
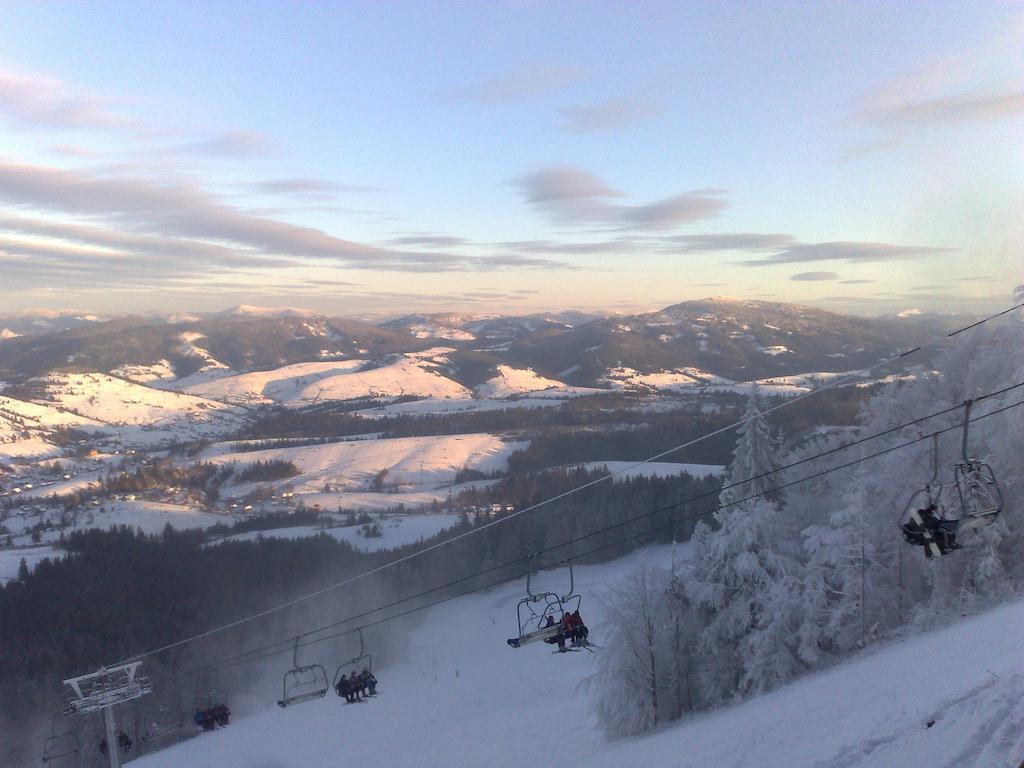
[0,0,1021,319]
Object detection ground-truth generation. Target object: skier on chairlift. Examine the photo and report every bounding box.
[569,610,589,646]
[335,673,353,702]
[360,667,377,696]
[348,670,363,701]
[555,611,574,651]
[902,503,960,556]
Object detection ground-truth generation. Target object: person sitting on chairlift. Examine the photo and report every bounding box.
[348,670,363,701]
[335,673,352,702]
[569,610,589,646]
[903,503,960,556]
[360,667,377,696]
[553,611,573,650]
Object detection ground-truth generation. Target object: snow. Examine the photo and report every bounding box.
[76,499,228,534]
[210,514,460,552]
[209,433,526,500]
[109,360,177,384]
[218,305,317,319]
[0,545,63,581]
[353,397,561,419]
[0,394,108,460]
[760,344,792,355]
[184,350,471,406]
[36,372,248,445]
[476,365,564,397]
[132,547,1024,768]
[407,323,475,340]
[575,461,725,480]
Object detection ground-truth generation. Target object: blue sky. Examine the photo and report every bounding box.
[0,1,1020,318]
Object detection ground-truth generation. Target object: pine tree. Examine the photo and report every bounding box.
[721,388,782,506]
[686,390,804,700]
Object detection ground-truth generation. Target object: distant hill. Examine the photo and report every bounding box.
[494,298,949,384]
[0,315,428,381]
[0,299,971,391]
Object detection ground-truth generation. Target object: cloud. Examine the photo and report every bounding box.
[791,271,840,281]
[513,166,726,230]
[251,178,374,197]
[0,160,575,284]
[558,99,659,133]
[839,279,876,285]
[0,68,139,131]
[499,239,633,255]
[516,166,623,205]
[740,241,952,266]
[441,66,583,103]
[180,130,273,157]
[385,234,470,248]
[858,88,1024,130]
[476,254,580,271]
[660,233,796,252]
[842,21,1024,154]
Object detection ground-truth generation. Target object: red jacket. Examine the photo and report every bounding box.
[560,614,573,632]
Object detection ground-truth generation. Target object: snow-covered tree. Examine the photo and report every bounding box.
[590,563,674,737]
[720,388,783,506]
[799,468,894,660]
[686,391,804,700]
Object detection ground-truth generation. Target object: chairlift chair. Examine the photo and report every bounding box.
[506,564,580,648]
[901,404,1004,558]
[899,434,952,557]
[41,714,79,764]
[954,400,1003,524]
[332,628,376,699]
[277,637,329,708]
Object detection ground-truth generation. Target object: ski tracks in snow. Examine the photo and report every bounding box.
[810,674,1024,768]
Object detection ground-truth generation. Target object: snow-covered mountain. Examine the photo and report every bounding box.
[0,299,946,395]
[0,309,106,339]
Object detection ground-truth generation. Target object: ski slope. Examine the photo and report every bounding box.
[133,548,1024,768]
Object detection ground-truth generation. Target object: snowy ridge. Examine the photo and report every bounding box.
[0,394,107,461]
[35,372,248,444]
[602,365,863,396]
[184,350,470,406]
[476,365,565,397]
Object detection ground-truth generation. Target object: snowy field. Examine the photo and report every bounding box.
[18,372,251,445]
[183,350,472,406]
[210,433,527,497]
[0,545,63,581]
[133,547,1024,768]
[210,514,460,552]
[68,499,228,535]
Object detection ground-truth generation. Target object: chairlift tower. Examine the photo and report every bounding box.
[62,662,152,768]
